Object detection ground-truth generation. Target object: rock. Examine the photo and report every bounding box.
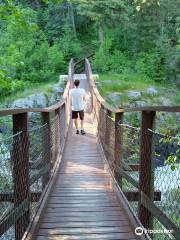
[147,87,158,95]
[12,98,34,108]
[158,96,172,106]
[107,92,120,103]
[31,93,47,107]
[52,85,64,93]
[0,123,9,134]
[133,100,147,107]
[127,91,141,99]
[11,93,48,109]
[59,75,68,83]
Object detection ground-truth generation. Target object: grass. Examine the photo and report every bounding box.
[98,72,160,92]
[0,79,58,105]
[98,72,180,106]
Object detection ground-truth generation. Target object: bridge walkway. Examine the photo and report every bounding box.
[34,74,137,240]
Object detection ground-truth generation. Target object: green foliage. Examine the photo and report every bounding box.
[0,0,179,99]
[161,134,180,171]
[0,2,68,97]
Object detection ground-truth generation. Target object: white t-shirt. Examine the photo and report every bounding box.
[70,88,86,111]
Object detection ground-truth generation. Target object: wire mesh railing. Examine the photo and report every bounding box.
[0,59,73,240]
[85,58,180,240]
[0,109,67,240]
[93,104,180,239]
[152,131,180,240]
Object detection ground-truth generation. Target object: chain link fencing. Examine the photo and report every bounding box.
[0,107,67,240]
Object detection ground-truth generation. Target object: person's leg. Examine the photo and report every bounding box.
[72,111,79,134]
[74,118,78,129]
[80,119,84,130]
[79,111,85,135]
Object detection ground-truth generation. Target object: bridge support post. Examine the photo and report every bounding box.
[139,110,156,230]
[42,112,51,189]
[13,113,30,240]
[55,108,60,160]
[105,109,112,144]
[104,109,113,166]
[114,111,124,186]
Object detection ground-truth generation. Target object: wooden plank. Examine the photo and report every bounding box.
[43,211,124,217]
[40,221,129,228]
[47,203,120,207]
[42,215,128,222]
[48,199,118,204]
[36,233,136,240]
[50,193,114,197]
[45,206,122,212]
[37,226,132,235]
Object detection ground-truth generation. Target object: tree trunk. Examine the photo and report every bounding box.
[68,1,77,37]
[98,22,104,44]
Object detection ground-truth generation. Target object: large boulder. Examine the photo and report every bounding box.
[133,100,147,107]
[52,85,64,94]
[12,98,34,108]
[128,91,141,99]
[107,92,121,103]
[11,93,48,108]
[159,96,172,105]
[146,87,158,95]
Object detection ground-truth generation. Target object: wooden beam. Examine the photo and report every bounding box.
[114,112,123,186]
[0,199,29,237]
[13,112,30,240]
[55,108,60,162]
[42,112,51,189]
[124,190,161,202]
[0,192,41,202]
[128,164,139,171]
[141,191,180,239]
[139,110,156,230]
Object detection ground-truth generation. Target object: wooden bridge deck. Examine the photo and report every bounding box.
[34,112,137,240]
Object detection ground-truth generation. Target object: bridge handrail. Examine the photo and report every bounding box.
[0,59,74,240]
[85,58,180,239]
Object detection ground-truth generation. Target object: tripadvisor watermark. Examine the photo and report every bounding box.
[135,227,173,236]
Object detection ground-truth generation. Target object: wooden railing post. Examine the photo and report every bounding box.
[139,110,156,230]
[55,108,60,160]
[105,109,112,146]
[114,111,123,185]
[13,113,30,240]
[42,112,51,188]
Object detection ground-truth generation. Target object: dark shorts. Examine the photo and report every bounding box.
[72,110,84,120]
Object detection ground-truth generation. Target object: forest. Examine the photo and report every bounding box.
[0,0,179,98]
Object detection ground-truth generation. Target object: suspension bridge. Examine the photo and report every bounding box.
[0,59,179,240]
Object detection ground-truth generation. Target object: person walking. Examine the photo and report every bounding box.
[70,79,86,135]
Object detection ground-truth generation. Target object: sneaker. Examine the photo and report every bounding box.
[81,129,86,135]
[76,130,79,134]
